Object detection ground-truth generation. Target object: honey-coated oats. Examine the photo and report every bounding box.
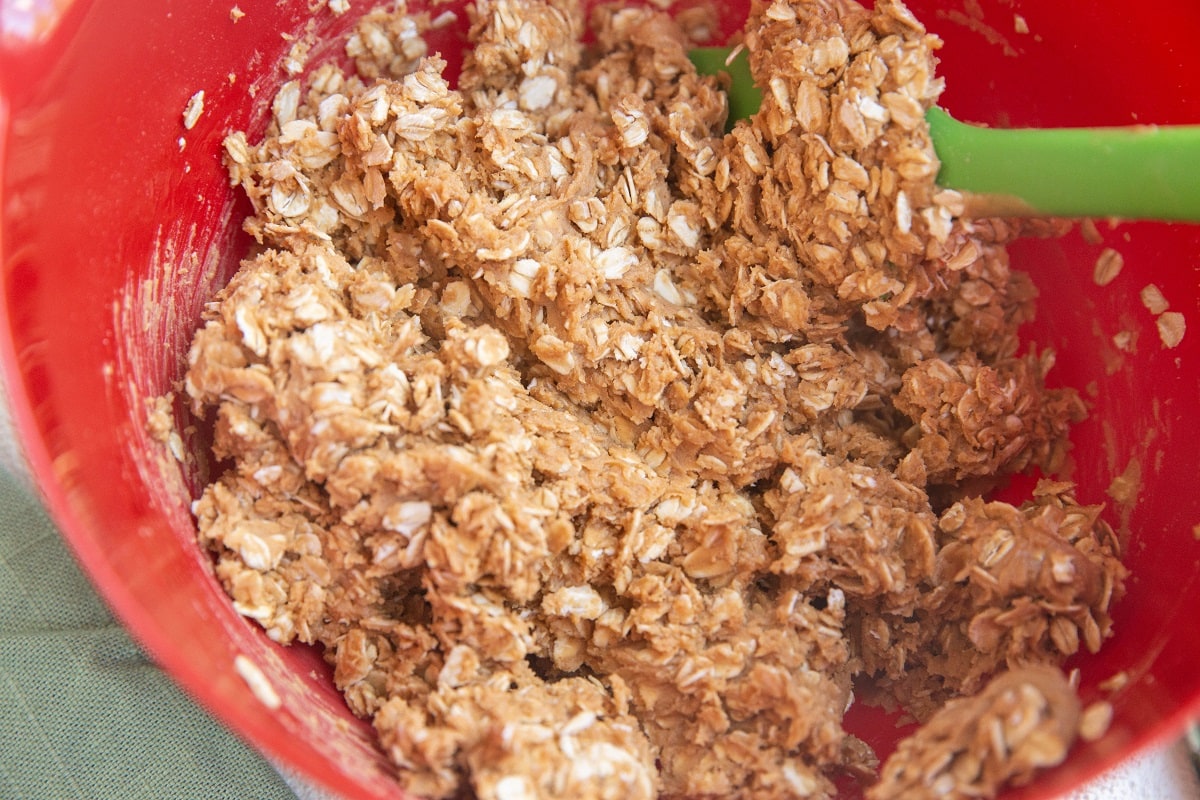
[182,0,1126,797]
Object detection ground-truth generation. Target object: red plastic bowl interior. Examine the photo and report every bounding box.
[3,2,1199,798]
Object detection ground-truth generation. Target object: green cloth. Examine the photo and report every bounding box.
[0,467,297,800]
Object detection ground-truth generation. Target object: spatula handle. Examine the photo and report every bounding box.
[927,107,1200,221]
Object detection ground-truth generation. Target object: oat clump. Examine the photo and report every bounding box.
[183,0,1126,797]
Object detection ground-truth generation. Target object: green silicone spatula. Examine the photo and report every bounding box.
[689,46,1200,221]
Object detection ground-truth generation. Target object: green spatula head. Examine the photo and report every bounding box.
[689,46,1200,222]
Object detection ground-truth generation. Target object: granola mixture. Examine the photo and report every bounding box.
[182,0,1127,797]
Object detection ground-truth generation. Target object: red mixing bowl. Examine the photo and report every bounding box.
[2,1,1199,798]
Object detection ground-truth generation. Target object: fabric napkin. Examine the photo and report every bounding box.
[0,465,297,799]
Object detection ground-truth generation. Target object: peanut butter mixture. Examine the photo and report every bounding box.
[183,0,1126,797]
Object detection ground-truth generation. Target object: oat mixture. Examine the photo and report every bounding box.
[182,0,1127,797]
